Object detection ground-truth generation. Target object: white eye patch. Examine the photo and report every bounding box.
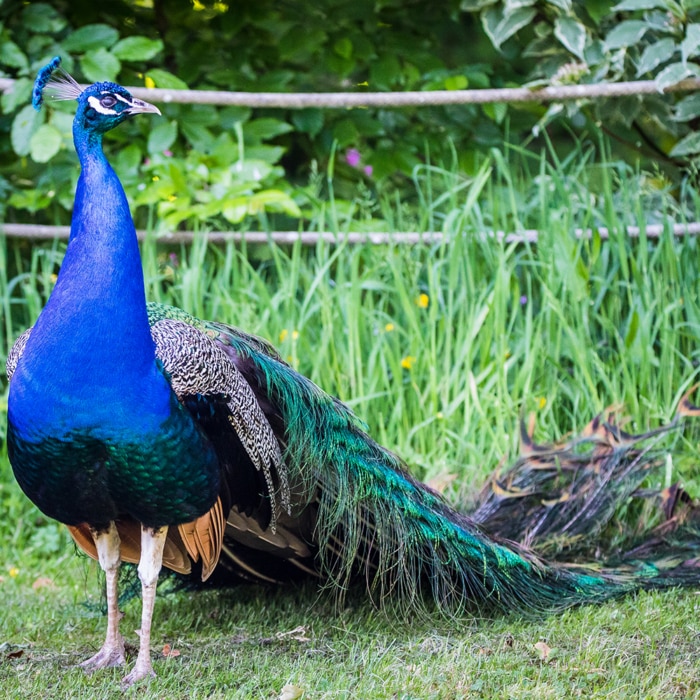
[87,95,118,115]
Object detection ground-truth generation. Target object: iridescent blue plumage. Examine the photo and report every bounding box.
[7,57,700,688]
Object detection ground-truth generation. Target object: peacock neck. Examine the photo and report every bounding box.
[20,122,157,399]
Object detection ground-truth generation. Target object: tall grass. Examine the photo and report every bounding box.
[2,137,700,503]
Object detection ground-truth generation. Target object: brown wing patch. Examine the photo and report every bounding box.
[67,501,227,581]
[176,497,225,580]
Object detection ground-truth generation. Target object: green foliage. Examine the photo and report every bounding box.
[463,0,700,158]
[0,0,698,230]
[0,1,301,229]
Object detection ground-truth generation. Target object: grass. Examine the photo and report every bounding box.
[2,555,700,698]
[2,138,700,697]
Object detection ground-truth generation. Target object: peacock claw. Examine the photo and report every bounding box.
[80,640,126,672]
[121,661,156,688]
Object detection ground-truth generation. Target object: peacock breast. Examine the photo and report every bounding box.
[7,379,221,529]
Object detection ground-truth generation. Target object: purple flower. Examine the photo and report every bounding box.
[346,148,361,167]
[163,149,173,157]
[363,165,373,177]
[169,252,179,267]
[520,295,527,306]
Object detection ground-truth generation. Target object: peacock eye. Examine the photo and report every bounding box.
[100,95,117,109]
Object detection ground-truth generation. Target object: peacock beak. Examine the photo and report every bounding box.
[128,98,161,116]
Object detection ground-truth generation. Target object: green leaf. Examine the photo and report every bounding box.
[444,75,468,90]
[30,123,63,163]
[233,158,272,182]
[370,54,402,88]
[147,120,178,154]
[636,37,676,76]
[333,118,360,147]
[482,102,508,124]
[249,189,301,217]
[655,60,698,90]
[605,20,649,50]
[62,24,119,53]
[554,16,587,59]
[11,104,43,156]
[334,37,353,59]
[112,36,164,61]
[278,26,327,63]
[81,49,121,83]
[681,24,700,62]
[292,108,324,137]
[21,3,67,32]
[669,131,700,156]
[244,118,294,143]
[482,6,537,49]
[612,0,669,9]
[2,78,32,114]
[222,198,249,223]
[0,40,28,70]
[145,69,188,90]
[8,189,52,213]
[180,122,214,151]
[674,92,700,121]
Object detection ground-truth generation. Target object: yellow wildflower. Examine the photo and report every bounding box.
[415,293,429,308]
[279,329,289,342]
[401,355,415,370]
[384,323,395,332]
[538,397,547,410]
[292,330,300,341]
[9,567,19,578]
[144,75,156,89]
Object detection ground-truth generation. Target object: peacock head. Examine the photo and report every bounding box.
[33,56,160,134]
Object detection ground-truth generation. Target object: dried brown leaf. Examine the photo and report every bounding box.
[162,643,181,658]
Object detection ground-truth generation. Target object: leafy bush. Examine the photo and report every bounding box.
[463,0,700,158]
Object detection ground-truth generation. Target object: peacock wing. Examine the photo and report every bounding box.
[147,304,319,583]
[150,316,288,521]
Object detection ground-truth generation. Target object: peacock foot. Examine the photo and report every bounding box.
[121,659,156,688]
[80,638,126,672]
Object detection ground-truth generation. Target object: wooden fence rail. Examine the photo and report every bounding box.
[1,74,698,245]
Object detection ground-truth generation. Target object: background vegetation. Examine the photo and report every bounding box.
[2,0,700,230]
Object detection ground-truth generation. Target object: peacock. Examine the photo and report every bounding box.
[6,57,700,687]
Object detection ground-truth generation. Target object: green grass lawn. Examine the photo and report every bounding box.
[1,549,700,698]
[2,144,700,697]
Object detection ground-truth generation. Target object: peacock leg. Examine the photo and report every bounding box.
[81,522,126,671]
[121,525,168,687]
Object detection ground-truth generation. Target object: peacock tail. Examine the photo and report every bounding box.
[140,303,700,615]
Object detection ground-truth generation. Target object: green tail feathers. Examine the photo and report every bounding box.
[150,302,700,614]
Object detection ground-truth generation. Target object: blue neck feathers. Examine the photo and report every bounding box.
[9,118,168,434]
